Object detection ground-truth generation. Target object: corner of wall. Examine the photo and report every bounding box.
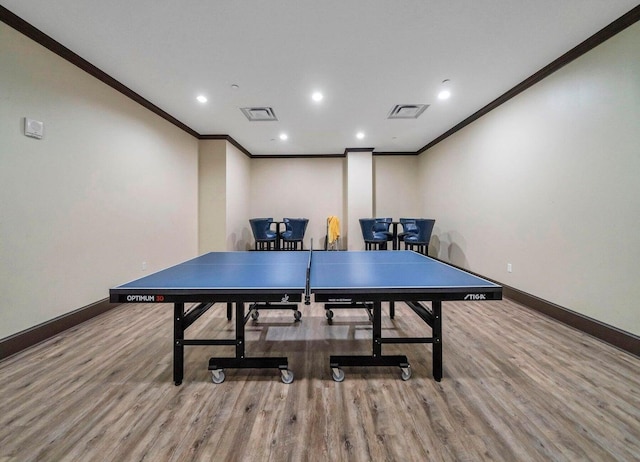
[198,140,227,253]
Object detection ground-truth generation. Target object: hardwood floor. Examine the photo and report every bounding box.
[1,298,638,461]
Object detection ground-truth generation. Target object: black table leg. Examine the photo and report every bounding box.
[433,301,442,381]
[236,301,245,359]
[208,302,291,383]
[373,300,382,357]
[173,303,185,385]
[330,301,410,381]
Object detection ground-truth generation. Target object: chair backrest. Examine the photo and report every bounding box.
[414,218,436,243]
[399,217,418,233]
[372,217,392,232]
[249,218,274,239]
[359,218,376,240]
[283,218,308,239]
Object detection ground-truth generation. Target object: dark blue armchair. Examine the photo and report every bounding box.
[397,218,418,246]
[249,218,277,250]
[359,218,389,250]
[280,218,309,250]
[373,218,394,246]
[403,218,435,255]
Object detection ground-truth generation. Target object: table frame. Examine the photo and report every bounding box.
[110,251,502,384]
[314,288,500,382]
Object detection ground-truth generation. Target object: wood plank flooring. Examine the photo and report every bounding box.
[1,298,638,461]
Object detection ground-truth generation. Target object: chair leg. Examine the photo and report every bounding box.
[255,241,277,251]
[404,242,427,254]
[282,240,303,251]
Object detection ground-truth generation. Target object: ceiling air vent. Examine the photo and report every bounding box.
[387,104,429,119]
[241,107,278,121]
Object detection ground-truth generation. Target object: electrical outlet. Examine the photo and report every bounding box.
[142,261,147,271]
[507,263,512,273]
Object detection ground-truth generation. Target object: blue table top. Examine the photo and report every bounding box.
[310,250,498,291]
[114,251,309,290]
[110,250,501,302]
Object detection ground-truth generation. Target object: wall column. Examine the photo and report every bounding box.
[345,149,373,250]
[198,140,227,253]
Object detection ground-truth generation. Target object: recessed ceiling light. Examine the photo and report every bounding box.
[196,95,208,103]
[312,91,323,102]
[356,132,365,140]
[438,79,451,100]
[279,133,288,141]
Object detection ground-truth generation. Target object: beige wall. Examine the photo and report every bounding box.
[373,155,420,219]
[249,157,344,249]
[198,140,226,252]
[346,151,373,250]
[198,140,251,251]
[218,154,421,252]
[418,23,640,335]
[225,142,252,250]
[0,23,199,339]
[221,153,420,252]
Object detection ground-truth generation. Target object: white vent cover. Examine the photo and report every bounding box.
[241,107,278,121]
[387,104,428,119]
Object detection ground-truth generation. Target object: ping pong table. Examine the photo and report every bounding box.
[110,250,502,385]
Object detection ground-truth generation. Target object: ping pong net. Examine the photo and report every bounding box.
[304,247,313,305]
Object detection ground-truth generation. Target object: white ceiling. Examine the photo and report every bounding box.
[3,0,638,155]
